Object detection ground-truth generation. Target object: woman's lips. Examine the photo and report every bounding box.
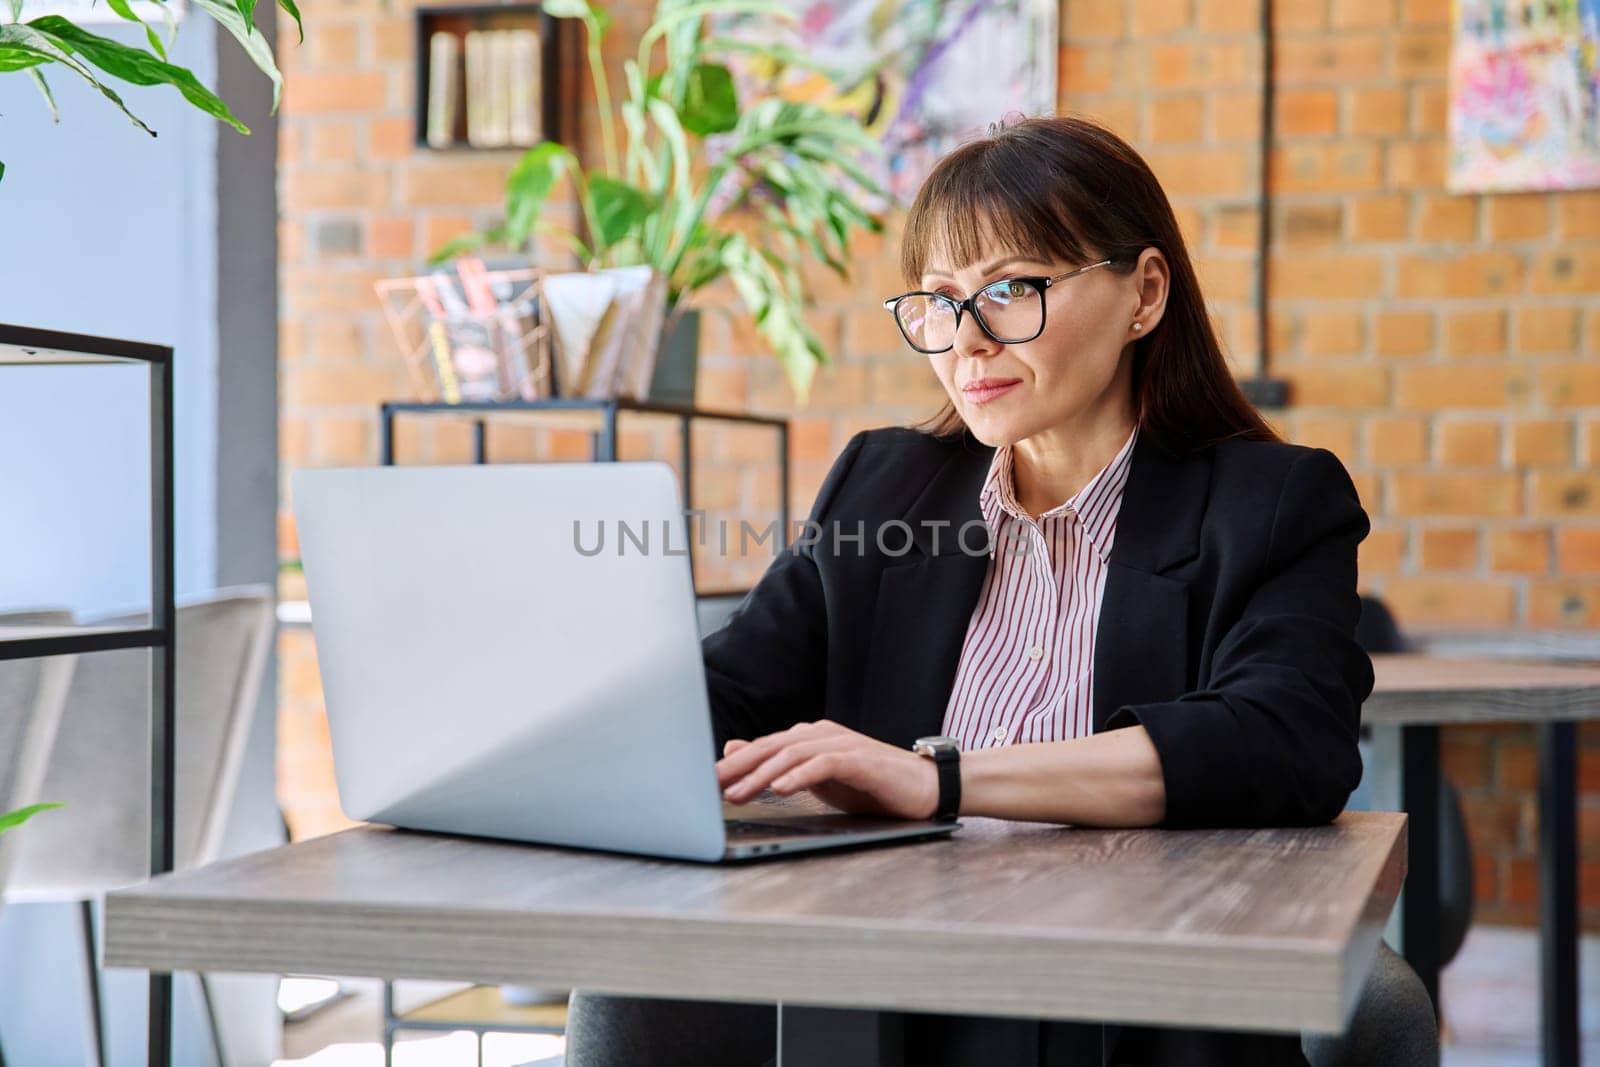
[961,378,1022,405]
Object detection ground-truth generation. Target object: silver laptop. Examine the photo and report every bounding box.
[291,462,958,863]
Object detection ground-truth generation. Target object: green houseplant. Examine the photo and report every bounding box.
[429,0,887,403]
[0,0,302,182]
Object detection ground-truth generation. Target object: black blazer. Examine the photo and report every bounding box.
[701,425,1374,1067]
[703,424,1374,830]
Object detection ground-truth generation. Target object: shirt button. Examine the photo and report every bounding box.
[992,725,1008,742]
[1027,645,1044,662]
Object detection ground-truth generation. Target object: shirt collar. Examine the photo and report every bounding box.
[979,424,1140,564]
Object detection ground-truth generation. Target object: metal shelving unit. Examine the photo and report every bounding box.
[380,398,792,590]
[0,323,177,1067]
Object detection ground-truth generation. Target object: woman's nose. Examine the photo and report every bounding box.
[952,307,999,360]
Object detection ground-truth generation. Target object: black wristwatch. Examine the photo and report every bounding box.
[912,735,961,821]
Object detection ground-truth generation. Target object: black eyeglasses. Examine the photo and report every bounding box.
[882,259,1115,355]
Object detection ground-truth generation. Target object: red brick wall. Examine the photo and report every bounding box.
[275,0,1600,928]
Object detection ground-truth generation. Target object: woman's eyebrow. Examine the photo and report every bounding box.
[922,255,1044,281]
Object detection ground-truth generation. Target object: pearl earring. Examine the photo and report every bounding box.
[1131,322,1143,332]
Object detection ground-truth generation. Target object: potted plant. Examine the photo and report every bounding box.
[0,0,301,183]
[428,0,887,404]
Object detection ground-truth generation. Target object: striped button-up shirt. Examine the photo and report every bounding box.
[940,424,1139,749]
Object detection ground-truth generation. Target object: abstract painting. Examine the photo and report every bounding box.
[715,0,1058,205]
[1448,0,1600,192]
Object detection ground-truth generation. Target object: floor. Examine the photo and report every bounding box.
[272,926,1599,1066]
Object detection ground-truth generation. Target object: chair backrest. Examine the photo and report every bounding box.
[0,610,78,899]
[8,587,275,899]
[695,591,748,638]
[1355,594,1408,655]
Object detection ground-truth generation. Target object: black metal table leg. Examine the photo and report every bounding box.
[778,422,791,542]
[591,402,618,462]
[778,1005,901,1067]
[380,404,395,465]
[1538,720,1578,1067]
[472,419,487,464]
[1399,723,1441,1013]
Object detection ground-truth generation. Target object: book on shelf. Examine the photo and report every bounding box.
[508,29,542,145]
[425,31,460,148]
[435,26,543,150]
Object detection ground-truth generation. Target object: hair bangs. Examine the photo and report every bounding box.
[900,140,1097,287]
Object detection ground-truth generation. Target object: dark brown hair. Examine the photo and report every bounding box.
[901,114,1279,455]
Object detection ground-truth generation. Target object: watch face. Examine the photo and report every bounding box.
[914,735,959,753]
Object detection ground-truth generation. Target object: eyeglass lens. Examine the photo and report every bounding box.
[894,279,1044,352]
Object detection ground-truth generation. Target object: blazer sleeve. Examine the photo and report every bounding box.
[1103,447,1375,828]
[700,430,869,755]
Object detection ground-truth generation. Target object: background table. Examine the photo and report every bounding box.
[1366,653,1600,1067]
[105,807,1406,1065]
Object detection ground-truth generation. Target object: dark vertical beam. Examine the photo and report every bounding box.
[1538,721,1578,1067]
[679,413,696,589]
[592,402,618,462]
[1400,723,1440,1013]
[148,351,176,1067]
[778,422,791,544]
[381,406,396,465]
[472,419,488,464]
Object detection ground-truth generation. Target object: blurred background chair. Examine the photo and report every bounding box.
[695,591,747,638]
[0,609,78,1067]
[3,587,275,1067]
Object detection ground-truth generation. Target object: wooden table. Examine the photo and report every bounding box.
[1366,653,1600,1067]
[104,809,1406,1065]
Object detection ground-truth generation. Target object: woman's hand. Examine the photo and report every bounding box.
[716,720,940,820]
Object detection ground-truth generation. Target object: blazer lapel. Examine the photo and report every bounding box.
[1091,431,1210,732]
[856,437,993,746]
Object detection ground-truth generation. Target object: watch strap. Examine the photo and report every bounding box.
[930,747,960,821]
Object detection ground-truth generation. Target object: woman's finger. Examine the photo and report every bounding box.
[768,751,853,796]
[714,722,830,785]
[722,739,841,802]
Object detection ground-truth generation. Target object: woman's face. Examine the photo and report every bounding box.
[916,235,1164,449]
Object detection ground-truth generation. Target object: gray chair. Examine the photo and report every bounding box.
[1302,941,1439,1066]
[4,587,275,1067]
[0,609,79,1067]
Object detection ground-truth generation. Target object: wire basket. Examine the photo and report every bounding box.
[375,260,553,403]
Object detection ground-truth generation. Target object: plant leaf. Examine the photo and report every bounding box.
[504,140,580,247]
[101,0,168,61]
[0,46,48,72]
[0,802,63,835]
[678,62,737,136]
[0,24,156,136]
[27,65,58,122]
[586,174,655,253]
[425,228,504,266]
[28,15,249,134]
[277,0,304,44]
[639,0,792,60]
[189,0,282,111]
[235,0,257,35]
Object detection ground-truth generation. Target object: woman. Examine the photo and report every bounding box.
[569,115,1380,1066]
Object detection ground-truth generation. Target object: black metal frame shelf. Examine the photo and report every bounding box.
[0,322,177,1067]
[380,398,792,589]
